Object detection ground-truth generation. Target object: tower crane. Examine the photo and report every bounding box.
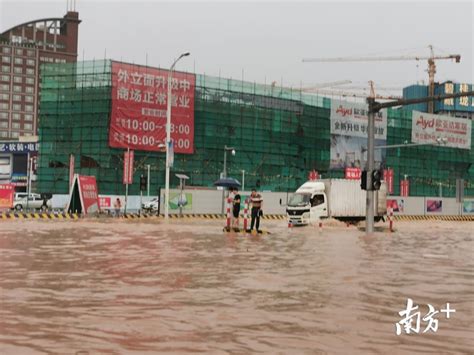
[302,45,461,113]
[301,88,401,101]
[302,80,402,100]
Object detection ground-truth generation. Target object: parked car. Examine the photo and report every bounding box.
[13,194,52,211]
[142,197,159,212]
[14,192,41,201]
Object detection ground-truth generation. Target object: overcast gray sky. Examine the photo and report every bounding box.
[1,0,472,93]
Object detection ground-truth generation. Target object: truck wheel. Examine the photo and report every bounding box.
[15,204,23,211]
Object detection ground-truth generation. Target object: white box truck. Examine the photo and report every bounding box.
[284,179,387,225]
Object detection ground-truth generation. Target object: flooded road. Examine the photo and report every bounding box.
[0,219,473,354]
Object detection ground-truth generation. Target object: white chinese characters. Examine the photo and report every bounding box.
[395,298,456,335]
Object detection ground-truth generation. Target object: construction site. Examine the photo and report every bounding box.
[36,53,473,198]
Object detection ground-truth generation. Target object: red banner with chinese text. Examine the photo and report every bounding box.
[123,150,134,185]
[109,61,195,153]
[383,168,394,194]
[78,175,100,215]
[400,179,410,197]
[345,167,361,180]
[0,184,14,210]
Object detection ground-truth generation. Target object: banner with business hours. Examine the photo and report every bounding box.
[109,61,195,153]
[383,168,394,194]
[412,111,471,150]
[345,167,361,180]
[78,175,100,214]
[0,183,14,209]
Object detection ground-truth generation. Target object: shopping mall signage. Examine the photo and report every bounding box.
[436,82,473,112]
[0,142,38,153]
[109,61,195,154]
[330,99,387,140]
[412,111,471,150]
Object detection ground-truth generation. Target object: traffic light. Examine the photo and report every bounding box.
[140,175,147,191]
[361,170,368,190]
[371,170,382,191]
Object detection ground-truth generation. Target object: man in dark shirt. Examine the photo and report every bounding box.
[250,189,263,232]
[232,188,241,229]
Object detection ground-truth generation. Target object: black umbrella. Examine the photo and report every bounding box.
[213,177,241,189]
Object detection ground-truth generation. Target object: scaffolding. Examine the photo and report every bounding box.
[37,60,474,197]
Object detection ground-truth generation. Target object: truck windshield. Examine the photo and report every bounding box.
[288,193,311,207]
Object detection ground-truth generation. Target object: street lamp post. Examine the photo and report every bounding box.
[221,145,236,214]
[164,52,190,220]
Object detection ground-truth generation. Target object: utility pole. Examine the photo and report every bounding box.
[366,97,375,233]
[146,164,150,196]
[124,147,129,215]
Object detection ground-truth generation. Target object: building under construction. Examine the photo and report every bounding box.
[36,60,473,197]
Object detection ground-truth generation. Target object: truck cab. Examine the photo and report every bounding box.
[286,181,328,225]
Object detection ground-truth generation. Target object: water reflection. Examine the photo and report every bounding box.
[0,220,472,354]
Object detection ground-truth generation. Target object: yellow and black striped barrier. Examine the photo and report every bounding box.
[121,214,286,220]
[0,212,286,221]
[223,226,271,235]
[0,212,80,220]
[3,213,469,222]
[393,215,474,222]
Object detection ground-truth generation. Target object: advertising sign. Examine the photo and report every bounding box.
[109,61,195,153]
[330,99,387,140]
[99,196,111,208]
[123,150,134,185]
[0,183,14,210]
[345,167,361,180]
[426,199,442,213]
[383,168,394,194]
[463,200,474,213]
[330,99,387,169]
[78,175,100,214]
[10,173,27,187]
[411,111,471,150]
[387,198,404,213]
[169,192,192,210]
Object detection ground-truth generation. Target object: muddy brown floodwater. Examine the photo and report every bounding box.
[0,219,473,354]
